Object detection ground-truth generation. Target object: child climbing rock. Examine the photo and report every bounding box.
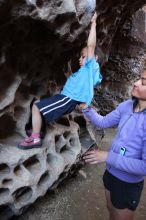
[18,12,103,150]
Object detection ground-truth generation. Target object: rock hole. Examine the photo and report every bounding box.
[38,171,50,187]
[56,116,70,126]
[36,0,43,7]
[55,14,74,26]
[13,187,33,203]
[14,165,23,176]
[0,164,10,176]
[0,115,16,139]
[55,135,61,143]
[0,188,9,199]
[63,131,70,138]
[2,179,13,187]
[60,145,68,153]
[69,137,75,146]
[74,116,86,127]
[70,22,80,34]
[23,155,40,174]
[57,1,62,7]
[78,13,84,20]
[69,114,73,120]
[0,205,13,219]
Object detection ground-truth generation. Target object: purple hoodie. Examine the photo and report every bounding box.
[82,99,146,183]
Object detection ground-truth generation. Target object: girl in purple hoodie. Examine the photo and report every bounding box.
[81,68,146,220]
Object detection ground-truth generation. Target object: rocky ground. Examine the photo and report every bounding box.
[13,128,146,220]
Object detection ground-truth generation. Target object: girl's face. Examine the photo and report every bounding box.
[132,70,146,100]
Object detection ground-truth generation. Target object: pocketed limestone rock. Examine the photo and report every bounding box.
[0,110,103,219]
[0,0,146,219]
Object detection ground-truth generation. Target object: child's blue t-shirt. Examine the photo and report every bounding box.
[60,57,102,105]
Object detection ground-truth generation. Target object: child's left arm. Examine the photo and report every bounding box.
[87,12,97,60]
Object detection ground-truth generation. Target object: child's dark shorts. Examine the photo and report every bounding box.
[35,94,80,123]
[103,170,144,211]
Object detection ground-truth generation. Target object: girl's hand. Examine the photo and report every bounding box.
[83,149,108,164]
[79,103,88,110]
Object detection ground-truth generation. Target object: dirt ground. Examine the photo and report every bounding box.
[13,128,146,220]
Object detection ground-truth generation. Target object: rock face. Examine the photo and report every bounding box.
[0,0,146,219]
[0,0,96,139]
[95,7,146,114]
